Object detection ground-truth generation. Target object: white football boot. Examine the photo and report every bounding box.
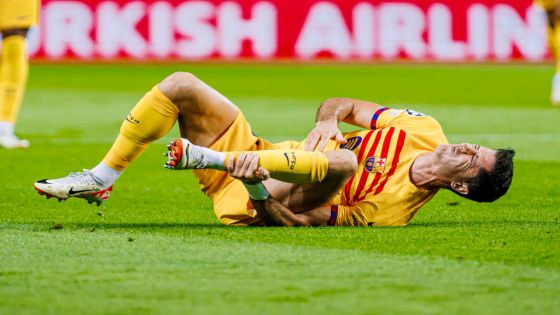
[164,138,209,170]
[551,74,560,107]
[34,170,113,206]
[0,134,29,149]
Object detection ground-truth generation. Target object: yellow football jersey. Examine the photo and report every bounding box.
[0,0,40,30]
[325,108,448,227]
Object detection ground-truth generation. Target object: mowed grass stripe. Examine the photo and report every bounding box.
[0,228,559,315]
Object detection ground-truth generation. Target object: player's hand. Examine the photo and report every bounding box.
[304,121,347,152]
[226,153,270,183]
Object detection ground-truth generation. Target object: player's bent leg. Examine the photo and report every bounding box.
[34,71,242,205]
[0,28,30,149]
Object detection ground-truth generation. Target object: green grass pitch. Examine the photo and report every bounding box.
[0,63,559,314]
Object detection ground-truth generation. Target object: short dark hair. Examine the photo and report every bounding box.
[461,148,515,202]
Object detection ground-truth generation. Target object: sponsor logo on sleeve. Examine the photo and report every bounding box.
[405,109,427,117]
[340,136,362,150]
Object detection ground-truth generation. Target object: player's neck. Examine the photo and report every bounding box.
[410,152,447,189]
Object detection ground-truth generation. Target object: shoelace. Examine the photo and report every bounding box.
[56,169,97,185]
[188,145,209,169]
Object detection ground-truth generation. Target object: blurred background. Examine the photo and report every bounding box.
[12,0,558,159]
[26,0,546,62]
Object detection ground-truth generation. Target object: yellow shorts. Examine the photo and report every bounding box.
[192,111,275,226]
[535,0,557,11]
[0,0,40,30]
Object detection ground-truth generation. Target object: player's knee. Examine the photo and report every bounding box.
[327,149,358,179]
[1,28,29,38]
[159,71,200,104]
[340,149,359,177]
[554,7,560,22]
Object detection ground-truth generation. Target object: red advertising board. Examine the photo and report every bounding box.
[29,0,546,61]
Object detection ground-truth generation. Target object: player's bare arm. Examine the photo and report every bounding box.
[251,199,331,227]
[305,98,385,151]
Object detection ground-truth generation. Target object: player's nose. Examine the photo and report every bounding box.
[460,143,477,155]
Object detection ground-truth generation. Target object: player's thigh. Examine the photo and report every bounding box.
[265,179,341,213]
[159,72,239,148]
[176,74,239,139]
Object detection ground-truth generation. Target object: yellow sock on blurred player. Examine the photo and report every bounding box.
[102,85,179,171]
[0,35,28,124]
[548,26,556,56]
[224,150,329,184]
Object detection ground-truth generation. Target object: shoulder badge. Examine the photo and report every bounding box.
[405,109,427,117]
[340,136,362,150]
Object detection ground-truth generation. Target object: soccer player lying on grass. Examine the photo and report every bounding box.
[34,72,515,227]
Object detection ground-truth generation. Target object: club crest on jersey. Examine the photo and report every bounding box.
[340,136,362,150]
[364,156,387,173]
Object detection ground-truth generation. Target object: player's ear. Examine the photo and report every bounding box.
[450,181,469,195]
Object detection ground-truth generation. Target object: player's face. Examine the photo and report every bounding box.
[434,143,497,180]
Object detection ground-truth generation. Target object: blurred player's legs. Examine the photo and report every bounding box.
[0,0,40,148]
[536,0,560,105]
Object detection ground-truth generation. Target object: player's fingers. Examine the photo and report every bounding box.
[226,155,235,173]
[239,153,254,174]
[304,141,311,152]
[307,128,324,150]
[305,135,318,151]
[234,153,248,175]
[318,135,330,152]
[244,154,259,177]
[257,166,270,180]
[335,132,347,144]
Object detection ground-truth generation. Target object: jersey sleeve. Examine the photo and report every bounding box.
[370,107,442,134]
